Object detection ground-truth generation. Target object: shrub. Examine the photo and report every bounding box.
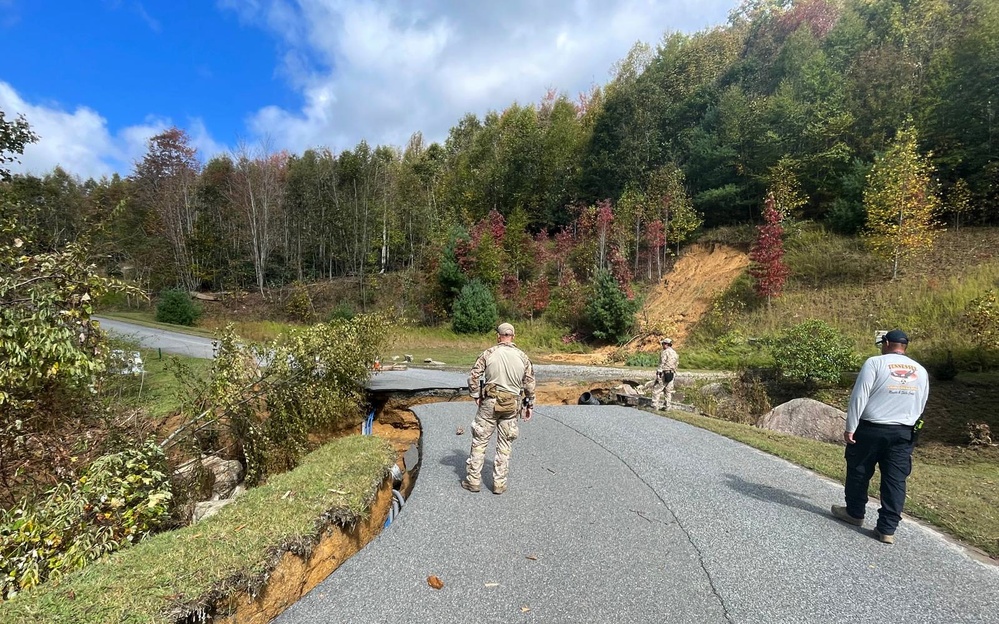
[167,316,389,485]
[1,441,172,599]
[451,280,498,334]
[625,352,658,367]
[155,289,201,326]
[546,278,588,331]
[284,281,314,323]
[586,270,639,344]
[766,319,858,385]
[329,302,355,322]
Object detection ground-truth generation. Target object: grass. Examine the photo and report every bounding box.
[662,409,999,559]
[104,343,212,421]
[0,435,396,624]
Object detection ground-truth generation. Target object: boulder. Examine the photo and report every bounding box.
[699,382,730,399]
[202,456,245,500]
[757,398,846,444]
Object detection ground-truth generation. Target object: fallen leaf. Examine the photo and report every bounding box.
[525,554,538,560]
[484,582,499,587]
[456,427,465,435]
[427,575,444,590]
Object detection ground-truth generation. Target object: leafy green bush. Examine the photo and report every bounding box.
[586,270,639,344]
[329,302,355,322]
[1,441,172,599]
[168,315,389,485]
[284,281,314,323]
[545,278,588,331]
[155,289,201,326]
[625,352,658,367]
[451,280,498,334]
[766,319,858,384]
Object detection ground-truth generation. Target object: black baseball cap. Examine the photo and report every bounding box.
[877,329,909,345]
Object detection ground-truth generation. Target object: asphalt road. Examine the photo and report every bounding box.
[276,401,999,624]
[95,316,217,359]
[96,320,999,622]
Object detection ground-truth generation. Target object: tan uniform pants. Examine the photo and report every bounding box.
[652,372,675,410]
[465,399,520,488]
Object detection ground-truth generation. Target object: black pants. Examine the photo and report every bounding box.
[844,421,914,535]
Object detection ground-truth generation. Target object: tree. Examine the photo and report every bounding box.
[228,143,287,296]
[863,124,940,279]
[586,269,639,343]
[452,280,499,334]
[131,128,201,291]
[0,111,37,182]
[749,193,790,304]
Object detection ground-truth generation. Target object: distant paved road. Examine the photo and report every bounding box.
[277,402,999,624]
[95,316,216,359]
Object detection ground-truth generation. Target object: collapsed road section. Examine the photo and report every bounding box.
[362,367,469,526]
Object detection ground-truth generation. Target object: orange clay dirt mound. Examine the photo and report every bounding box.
[543,243,749,365]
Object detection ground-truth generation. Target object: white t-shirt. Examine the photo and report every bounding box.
[846,353,929,432]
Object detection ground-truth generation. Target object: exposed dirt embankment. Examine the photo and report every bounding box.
[545,243,749,366]
[635,242,749,348]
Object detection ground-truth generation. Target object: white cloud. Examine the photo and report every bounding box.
[225,0,735,153]
[0,82,225,179]
[10,0,735,176]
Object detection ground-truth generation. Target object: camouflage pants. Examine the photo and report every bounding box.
[465,399,520,489]
[652,372,675,410]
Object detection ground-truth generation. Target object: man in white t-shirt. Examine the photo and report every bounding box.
[831,329,929,544]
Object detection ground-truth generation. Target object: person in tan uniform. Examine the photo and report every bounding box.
[461,322,536,495]
[652,337,679,410]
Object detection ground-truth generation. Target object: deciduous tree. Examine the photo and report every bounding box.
[749,193,791,304]
[863,124,940,279]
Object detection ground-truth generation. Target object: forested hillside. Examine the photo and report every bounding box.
[3,0,998,340]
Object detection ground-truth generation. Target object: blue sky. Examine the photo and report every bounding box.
[0,0,736,179]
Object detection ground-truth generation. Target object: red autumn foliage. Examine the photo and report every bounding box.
[749,193,790,303]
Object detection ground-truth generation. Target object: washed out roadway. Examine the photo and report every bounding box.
[277,373,999,624]
[95,322,999,622]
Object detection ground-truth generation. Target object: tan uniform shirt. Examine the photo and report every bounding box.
[468,342,536,399]
[658,347,679,373]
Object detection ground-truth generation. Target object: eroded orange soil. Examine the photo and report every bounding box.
[544,243,749,366]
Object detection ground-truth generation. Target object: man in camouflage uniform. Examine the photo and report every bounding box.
[652,337,679,411]
[461,322,536,495]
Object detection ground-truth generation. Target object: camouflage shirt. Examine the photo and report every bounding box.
[468,342,536,400]
[658,347,679,373]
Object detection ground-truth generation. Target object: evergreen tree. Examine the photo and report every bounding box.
[452,280,499,334]
[586,269,639,343]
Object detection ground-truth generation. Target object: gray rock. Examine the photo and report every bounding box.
[757,398,845,444]
[193,498,235,523]
[699,382,730,399]
[202,456,245,500]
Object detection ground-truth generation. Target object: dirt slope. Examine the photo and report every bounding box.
[542,243,749,365]
[633,242,749,351]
